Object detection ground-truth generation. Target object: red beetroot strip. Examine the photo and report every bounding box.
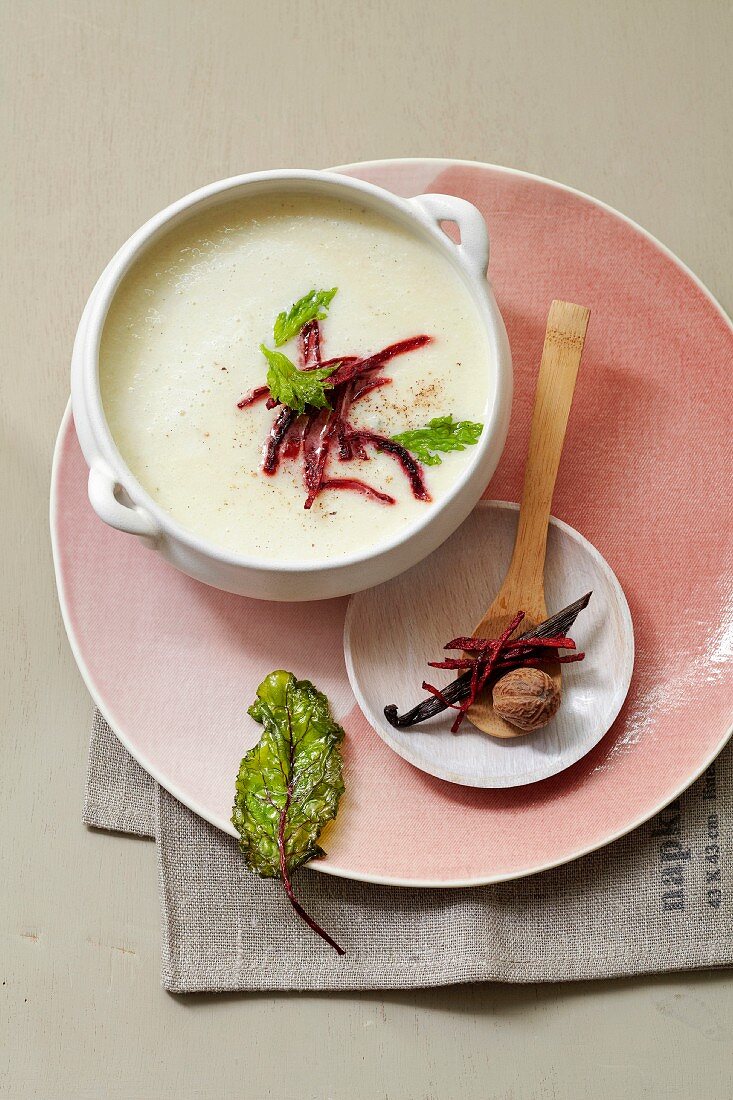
[263,407,297,474]
[422,612,585,733]
[238,321,434,508]
[237,385,269,409]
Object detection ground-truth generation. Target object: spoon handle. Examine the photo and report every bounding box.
[500,300,590,616]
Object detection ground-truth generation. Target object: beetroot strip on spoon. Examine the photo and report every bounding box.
[383,594,592,729]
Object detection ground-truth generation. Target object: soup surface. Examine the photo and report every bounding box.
[100,192,493,562]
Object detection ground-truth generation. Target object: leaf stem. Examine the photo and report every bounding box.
[277,800,344,955]
[276,683,344,956]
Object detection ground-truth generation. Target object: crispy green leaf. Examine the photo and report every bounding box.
[260,345,337,415]
[232,671,345,880]
[273,287,338,346]
[391,415,483,466]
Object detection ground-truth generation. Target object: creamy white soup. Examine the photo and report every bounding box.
[100,193,493,563]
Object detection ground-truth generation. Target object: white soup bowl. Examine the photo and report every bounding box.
[71,170,512,601]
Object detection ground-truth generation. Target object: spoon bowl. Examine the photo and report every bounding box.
[344,501,634,788]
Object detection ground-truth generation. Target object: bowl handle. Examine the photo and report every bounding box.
[407,193,490,278]
[88,462,160,541]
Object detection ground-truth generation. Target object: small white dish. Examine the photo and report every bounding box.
[344,501,634,788]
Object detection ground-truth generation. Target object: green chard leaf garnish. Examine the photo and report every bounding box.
[391,415,483,466]
[232,671,346,954]
[273,287,338,346]
[260,345,337,415]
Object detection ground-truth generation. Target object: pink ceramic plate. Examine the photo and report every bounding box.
[52,159,733,887]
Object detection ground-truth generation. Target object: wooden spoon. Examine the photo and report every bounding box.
[467,299,590,737]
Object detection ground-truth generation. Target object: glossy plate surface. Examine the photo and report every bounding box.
[52,159,733,886]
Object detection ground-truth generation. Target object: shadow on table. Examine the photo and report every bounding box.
[171,967,730,1012]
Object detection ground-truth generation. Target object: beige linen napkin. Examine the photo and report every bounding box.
[84,711,732,992]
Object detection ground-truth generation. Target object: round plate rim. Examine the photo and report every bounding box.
[332,157,733,329]
[51,156,733,888]
[343,500,636,788]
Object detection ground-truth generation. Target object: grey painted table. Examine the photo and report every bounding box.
[2,1,731,1096]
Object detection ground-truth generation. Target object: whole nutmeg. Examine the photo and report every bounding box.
[492,667,561,732]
